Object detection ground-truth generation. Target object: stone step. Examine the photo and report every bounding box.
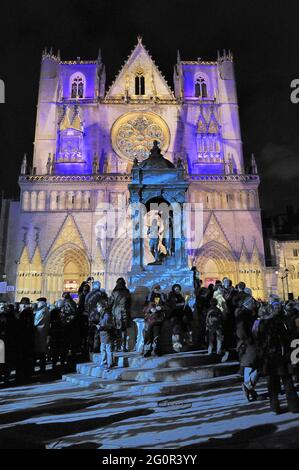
[62,372,241,396]
[74,357,239,383]
[90,349,237,370]
[118,361,239,383]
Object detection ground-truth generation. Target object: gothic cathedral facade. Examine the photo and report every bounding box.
[4,38,265,302]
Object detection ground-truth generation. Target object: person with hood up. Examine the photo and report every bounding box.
[109,278,131,352]
[143,285,167,357]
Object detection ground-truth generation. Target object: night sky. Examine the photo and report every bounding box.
[0,0,299,214]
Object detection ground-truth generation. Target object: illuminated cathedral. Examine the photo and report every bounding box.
[4,37,266,302]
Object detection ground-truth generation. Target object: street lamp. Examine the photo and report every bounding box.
[275,268,289,301]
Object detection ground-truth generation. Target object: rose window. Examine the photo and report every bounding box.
[111,112,170,161]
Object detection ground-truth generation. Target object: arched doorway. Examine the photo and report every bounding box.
[44,243,90,303]
[202,259,220,286]
[195,241,237,286]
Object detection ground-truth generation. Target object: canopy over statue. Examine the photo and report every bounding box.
[128,141,194,292]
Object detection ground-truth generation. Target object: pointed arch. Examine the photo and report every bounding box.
[194,72,209,98]
[70,72,86,99]
[195,240,237,285]
[45,242,90,303]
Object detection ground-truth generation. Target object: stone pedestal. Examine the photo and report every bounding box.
[133,318,145,353]
[129,264,194,294]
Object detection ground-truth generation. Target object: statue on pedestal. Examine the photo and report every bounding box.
[147,219,161,263]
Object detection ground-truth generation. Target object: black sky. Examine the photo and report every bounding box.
[0,0,299,214]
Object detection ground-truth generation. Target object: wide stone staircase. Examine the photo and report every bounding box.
[62,349,241,396]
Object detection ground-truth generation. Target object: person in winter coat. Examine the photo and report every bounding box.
[167,284,192,352]
[213,285,228,316]
[284,301,299,341]
[143,287,167,358]
[61,292,79,354]
[195,283,214,346]
[33,298,50,374]
[0,302,18,383]
[253,301,299,414]
[48,302,67,369]
[235,288,259,402]
[213,285,230,362]
[77,283,90,353]
[97,299,115,369]
[206,298,224,355]
[85,281,108,352]
[109,278,131,352]
[16,297,35,382]
[4,303,18,380]
[222,278,237,349]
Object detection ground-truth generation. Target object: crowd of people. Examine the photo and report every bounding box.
[195,278,299,414]
[0,273,299,415]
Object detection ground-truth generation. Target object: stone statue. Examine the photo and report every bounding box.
[92,153,99,174]
[226,153,234,174]
[46,153,52,175]
[103,157,109,173]
[251,153,258,175]
[147,219,161,263]
[20,153,27,175]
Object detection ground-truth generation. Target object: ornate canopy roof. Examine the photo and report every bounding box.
[138,140,175,170]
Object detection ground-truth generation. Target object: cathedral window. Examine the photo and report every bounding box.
[135,70,145,95]
[70,73,86,99]
[195,77,207,98]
